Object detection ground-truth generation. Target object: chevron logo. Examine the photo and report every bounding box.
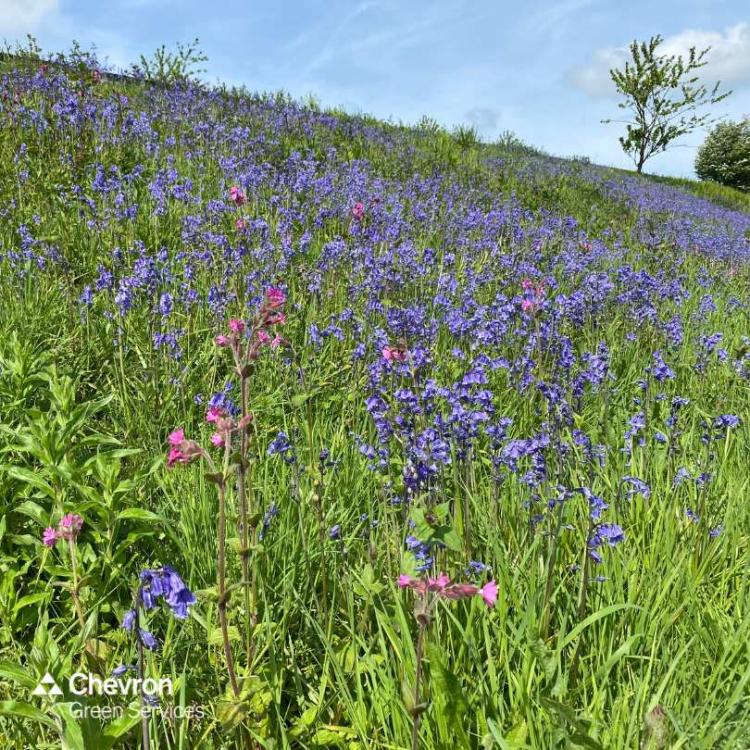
[31,672,63,698]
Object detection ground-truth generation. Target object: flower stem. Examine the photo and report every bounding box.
[135,596,151,750]
[237,369,253,664]
[217,478,240,698]
[541,494,566,640]
[67,538,86,629]
[411,620,426,750]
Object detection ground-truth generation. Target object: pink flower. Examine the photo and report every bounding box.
[397,574,427,595]
[166,430,203,468]
[399,573,496,608]
[205,406,224,423]
[427,573,450,591]
[42,527,58,547]
[352,202,365,220]
[440,583,479,600]
[265,287,286,309]
[257,330,271,344]
[270,333,282,348]
[167,447,185,467]
[479,580,498,608]
[229,185,246,206]
[168,429,185,446]
[166,440,202,468]
[214,334,229,347]
[228,318,245,334]
[58,513,83,541]
[235,217,247,230]
[210,433,224,447]
[520,279,545,314]
[382,345,407,362]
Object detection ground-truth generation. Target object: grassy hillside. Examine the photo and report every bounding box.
[0,58,749,750]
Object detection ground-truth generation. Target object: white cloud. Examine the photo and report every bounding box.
[660,23,750,85]
[569,22,750,97]
[0,0,58,35]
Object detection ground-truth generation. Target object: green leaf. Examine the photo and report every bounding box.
[115,508,163,523]
[101,704,142,748]
[216,697,247,730]
[208,626,241,644]
[52,702,86,750]
[291,391,315,407]
[557,604,637,651]
[3,466,54,498]
[427,643,469,735]
[13,500,48,524]
[12,591,51,615]
[0,661,36,689]
[0,700,58,730]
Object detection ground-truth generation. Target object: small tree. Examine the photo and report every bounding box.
[134,38,207,85]
[604,35,730,173]
[695,118,750,191]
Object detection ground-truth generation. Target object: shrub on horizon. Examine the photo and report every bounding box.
[695,118,750,192]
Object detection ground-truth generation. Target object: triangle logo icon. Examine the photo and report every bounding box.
[32,672,62,698]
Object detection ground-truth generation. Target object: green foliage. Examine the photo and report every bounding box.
[695,118,750,191]
[648,172,750,212]
[604,35,731,172]
[453,123,480,151]
[0,43,749,750]
[134,38,208,85]
[495,129,546,157]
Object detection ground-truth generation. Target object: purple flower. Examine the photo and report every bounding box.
[649,351,675,382]
[139,566,196,619]
[267,432,295,463]
[122,609,137,631]
[139,629,158,651]
[42,527,58,547]
[714,414,740,430]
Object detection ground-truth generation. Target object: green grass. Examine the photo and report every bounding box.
[0,59,749,750]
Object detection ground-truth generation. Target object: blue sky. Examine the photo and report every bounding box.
[2,0,749,176]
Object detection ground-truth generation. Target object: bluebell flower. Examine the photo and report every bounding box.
[79,285,94,306]
[139,629,158,651]
[139,566,196,619]
[122,609,137,631]
[673,467,691,486]
[267,431,296,464]
[714,414,740,430]
[158,292,173,316]
[650,351,675,382]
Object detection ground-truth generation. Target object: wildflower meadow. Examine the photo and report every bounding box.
[0,50,749,749]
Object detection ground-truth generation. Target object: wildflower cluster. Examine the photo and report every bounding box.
[398,573,498,608]
[42,513,84,547]
[121,565,196,651]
